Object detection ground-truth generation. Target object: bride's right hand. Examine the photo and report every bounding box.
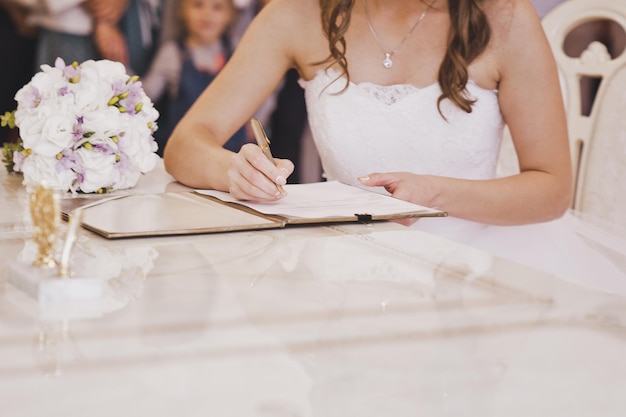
[227,143,294,202]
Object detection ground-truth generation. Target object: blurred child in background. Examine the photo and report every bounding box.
[141,0,245,154]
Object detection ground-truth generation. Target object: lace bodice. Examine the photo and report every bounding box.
[300,69,505,190]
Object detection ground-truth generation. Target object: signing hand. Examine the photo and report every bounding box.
[228,143,294,201]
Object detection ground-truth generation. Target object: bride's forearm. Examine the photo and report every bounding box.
[360,169,572,226]
[430,171,573,225]
[163,125,234,191]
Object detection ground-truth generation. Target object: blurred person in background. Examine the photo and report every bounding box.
[0,0,37,144]
[141,0,246,154]
[26,0,101,68]
[1,0,164,142]
[114,0,162,76]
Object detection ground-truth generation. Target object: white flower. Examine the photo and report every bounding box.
[81,106,123,142]
[11,58,159,193]
[20,109,75,157]
[74,147,119,193]
[119,120,159,169]
[20,153,75,190]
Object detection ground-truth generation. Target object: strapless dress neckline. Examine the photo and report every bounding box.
[300,68,504,189]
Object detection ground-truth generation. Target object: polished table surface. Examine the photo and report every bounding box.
[1,162,626,416]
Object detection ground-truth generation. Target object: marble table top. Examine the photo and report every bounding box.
[1,162,625,417]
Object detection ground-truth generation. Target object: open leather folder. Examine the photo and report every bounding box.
[60,181,447,239]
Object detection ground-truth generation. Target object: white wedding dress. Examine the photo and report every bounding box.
[300,69,626,295]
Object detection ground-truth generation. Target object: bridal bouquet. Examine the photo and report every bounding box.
[3,58,159,193]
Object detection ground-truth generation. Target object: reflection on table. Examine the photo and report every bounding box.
[1,161,625,417]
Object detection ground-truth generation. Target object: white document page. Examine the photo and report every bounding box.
[196,181,441,219]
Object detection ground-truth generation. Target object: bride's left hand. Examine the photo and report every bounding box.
[358,171,438,211]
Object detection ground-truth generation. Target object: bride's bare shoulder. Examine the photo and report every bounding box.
[253,0,326,62]
[482,0,549,64]
[260,0,320,25]
[250,0,322,44]
[483,0,543,39]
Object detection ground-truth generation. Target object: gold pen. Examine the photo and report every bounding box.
[250,117,285,194]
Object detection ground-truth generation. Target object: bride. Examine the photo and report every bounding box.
[163,0,626,294]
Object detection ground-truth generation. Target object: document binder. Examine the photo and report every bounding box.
[61,181,447,239]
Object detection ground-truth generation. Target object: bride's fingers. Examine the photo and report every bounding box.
[238,144,293,185]
[358,172,396,188]
[229,145,286,200]
[392,218,420,227]
[228,170,277,201]
[227,163,280,201]
[228,180,263,201]
[275,159,295,179]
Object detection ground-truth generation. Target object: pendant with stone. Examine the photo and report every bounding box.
[383,53,393,69]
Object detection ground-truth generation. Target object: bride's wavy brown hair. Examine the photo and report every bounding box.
[317,0,491,114]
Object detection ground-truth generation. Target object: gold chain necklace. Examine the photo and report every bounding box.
[362,0,436,69]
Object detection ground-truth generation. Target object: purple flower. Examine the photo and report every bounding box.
[19,86,41,109]
[13,151,26,172]
[57,58,81,82]
[93,143,116,155]
[117,87,143,115]
[56,150,79,172]
[116,153,132,171]
[72,122,85,142]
